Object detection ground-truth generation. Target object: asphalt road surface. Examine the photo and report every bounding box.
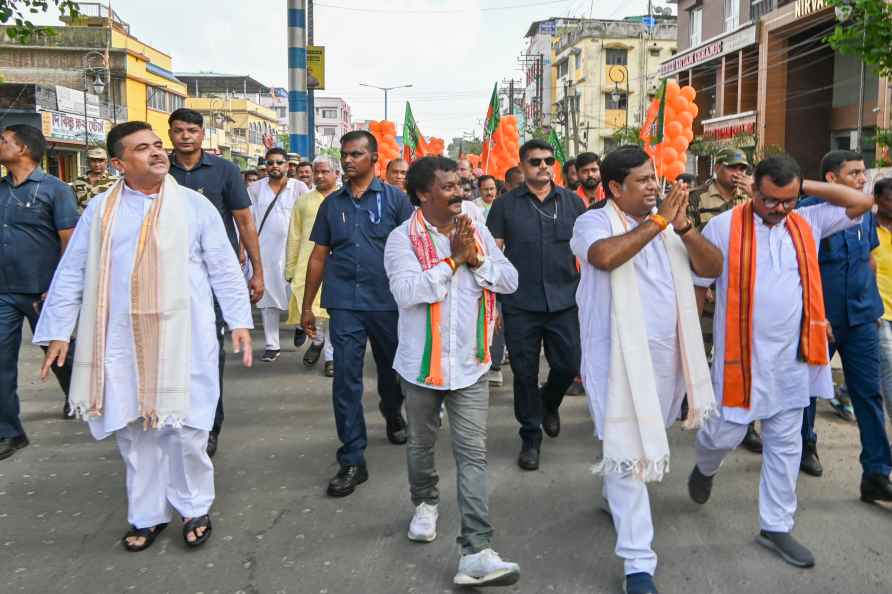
[3,327,892,594]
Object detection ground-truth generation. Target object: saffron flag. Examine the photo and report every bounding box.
[481,83,501,173]
[640,79,667,147]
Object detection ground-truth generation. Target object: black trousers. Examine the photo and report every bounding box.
[502,306,581,448]
[212,300,225,437]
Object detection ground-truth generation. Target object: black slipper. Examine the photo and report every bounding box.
[122,522,168,552]
[182,515,212,548]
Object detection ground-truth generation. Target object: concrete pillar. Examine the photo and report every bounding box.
[287,0,309,157]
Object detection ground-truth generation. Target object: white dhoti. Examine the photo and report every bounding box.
[695,406,802,532]
[261,308,285,351]
[602,473,658,576]
[116,423,215,529]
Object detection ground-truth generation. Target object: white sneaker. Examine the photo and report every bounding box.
[453,548,520,586]
[488,369,504,387]
[407,503,438,542]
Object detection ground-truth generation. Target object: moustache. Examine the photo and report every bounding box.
[448,197,464,205]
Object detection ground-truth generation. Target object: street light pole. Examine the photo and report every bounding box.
[359,83,413,121]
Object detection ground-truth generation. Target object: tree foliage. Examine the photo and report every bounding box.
[611,126,643,148]
[447,136,482,159]
[825,0,892,77]
[0,0,79,42]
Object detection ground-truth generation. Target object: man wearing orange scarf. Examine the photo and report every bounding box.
[384,157,519,586]
[688,155,874,569]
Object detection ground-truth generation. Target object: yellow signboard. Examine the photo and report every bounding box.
[307,45,325,90]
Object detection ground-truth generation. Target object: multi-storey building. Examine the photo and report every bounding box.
[552,16,678,155]
[314,97,353,152]
[668,0,890,176]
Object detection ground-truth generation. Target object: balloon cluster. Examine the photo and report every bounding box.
[486,115,520,180]
[368,120,401,178]
[643,81,698,182]
[426,137,445,156]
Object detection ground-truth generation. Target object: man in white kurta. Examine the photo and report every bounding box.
[248,149,308,361]
[34,123,253,551]
[689,155,873,569]
[569,147,722,594]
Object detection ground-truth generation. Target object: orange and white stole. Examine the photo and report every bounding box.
[70,176,191,427]
[723,201,829,408]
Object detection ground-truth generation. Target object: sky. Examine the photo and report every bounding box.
[32,0,674,142]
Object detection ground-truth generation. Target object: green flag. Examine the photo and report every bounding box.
[483,83,501,141]
[547,129,567,165]
[402,102,422,162]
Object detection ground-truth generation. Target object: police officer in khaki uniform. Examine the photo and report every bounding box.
[690,147,764,453]
[70,147,117,210]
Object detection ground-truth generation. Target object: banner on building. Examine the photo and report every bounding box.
[307,46,325,90]
[40,110,107,145]
[55,86,101,118]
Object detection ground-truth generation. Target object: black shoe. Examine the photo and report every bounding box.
[62,400,73,420]
[543,409,560,438]
[206,433,218,459]
[800,441,823,477]
[623,572,658,594]
[741,423,763,454]
[293,327,307,348]
[757,530,815,568]
[324,361,334,377]
[688,465,714,504]
[0,435,29,461]
[326,464,368,497]
[517,446,540,471]
[386,414,408,445]
[261,349,280,362]
[303,342,323,367]
[860,473,892,503]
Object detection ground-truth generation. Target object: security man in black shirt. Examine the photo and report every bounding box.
[486,139,585,471]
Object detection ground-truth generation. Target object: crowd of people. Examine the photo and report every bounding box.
[1,108,891,592]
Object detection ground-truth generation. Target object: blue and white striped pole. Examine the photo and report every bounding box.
[287,0,309,157]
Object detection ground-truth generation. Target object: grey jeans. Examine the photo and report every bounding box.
[402,376,494,554]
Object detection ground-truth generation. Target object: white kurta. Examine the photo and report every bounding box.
[33,184,253,440]
[696,203,861,424]
[570,207,686,440]
[249,178,308,310]
[384,217,518,391]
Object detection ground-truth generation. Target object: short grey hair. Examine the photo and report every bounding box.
[313,155,341,173]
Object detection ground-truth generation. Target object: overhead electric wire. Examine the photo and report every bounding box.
[315,0,572,14]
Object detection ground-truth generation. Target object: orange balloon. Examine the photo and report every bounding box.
[688,102,699,118]
[661,146,679,164]
[671,96,690,114]
[663,106,676,123]
[672,136,689,154]
[680,86,697,102]
[665,160,686,181]
[683,129,694,142]
[667,121,684,138]
[666,80,681,100]
[677,111,694,127]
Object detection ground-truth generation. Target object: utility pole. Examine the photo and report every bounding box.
[287,0,309,158]
[307,0,315,159]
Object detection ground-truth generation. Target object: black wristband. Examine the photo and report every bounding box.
[674,221,693,236]
[798,178,806,197]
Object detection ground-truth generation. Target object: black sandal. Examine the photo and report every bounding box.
[122,522,168,552]
[182,515,212,548]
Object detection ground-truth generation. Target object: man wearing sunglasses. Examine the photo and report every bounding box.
[486,139,586,471]
[690,154,874,570]
[795,151,892,500]
[248,148,309,363]
[302,130,415,498]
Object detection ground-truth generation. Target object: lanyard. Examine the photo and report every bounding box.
[351,192,382,224]
[5,179,41,208]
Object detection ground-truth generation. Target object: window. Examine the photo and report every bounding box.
[690,7,703,46]
[649,48,661,57]
[147,86,166,111]
[724,0,739,31]
[557,59,569,78]
[606,48,628,66]
[169,94,184,112]
[320,108,337,119]
[605,92,628,110]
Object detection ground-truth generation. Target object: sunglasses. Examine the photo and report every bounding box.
[527,157,556,167]
[266,160,286,165]
[760,197,797,210]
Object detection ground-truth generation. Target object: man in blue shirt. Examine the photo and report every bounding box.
[0,124,79,460]
[302,130,414,497]
[797,150,892,502]
[168,108,264,458]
